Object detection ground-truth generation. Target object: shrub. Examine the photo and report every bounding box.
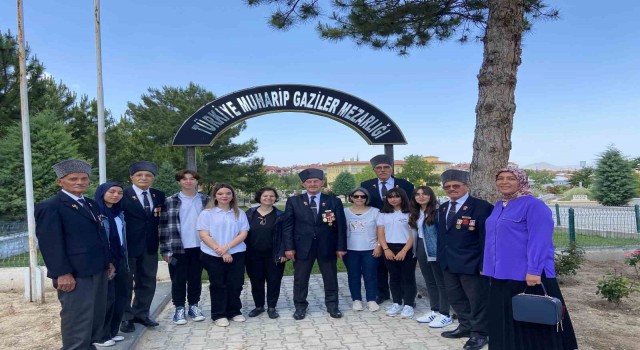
[558,187,592,201]
[555,242,585,276]
[624,249,640,280]
[596,270,636,305]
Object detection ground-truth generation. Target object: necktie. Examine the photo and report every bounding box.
[77,198,96,220]
[446,201,458,230]
[310,195,318,219]
[380,181,388,198]
[142,191,152,215]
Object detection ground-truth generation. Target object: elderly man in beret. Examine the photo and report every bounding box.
[360,154,414,304]
[119,161,166,332]
[437,169,493,350]
[283,168,347,320]
[36,159,112,349]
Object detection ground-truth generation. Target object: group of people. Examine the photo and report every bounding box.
[35,154,578,350]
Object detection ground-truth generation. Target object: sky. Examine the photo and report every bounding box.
[1,1,638,168]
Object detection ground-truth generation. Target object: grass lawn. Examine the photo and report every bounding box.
[553,231,640,248]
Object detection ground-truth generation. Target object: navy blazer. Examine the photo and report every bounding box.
[361,176,414,209]
[121,187,166,256]
[436,195,493,275]
[35,191,110,279]
[282,193,347,260]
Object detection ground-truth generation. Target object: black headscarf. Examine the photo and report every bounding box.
[95,182,124,261]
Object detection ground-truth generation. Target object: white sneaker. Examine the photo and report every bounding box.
[214,318,229,327]
[428,314,453,328]
[92,339,115,347]
[416,310,438,323]
[385,303,403,316]
[352,300,364,311]
[112,336,125,342]
[231,315,246,322]
[367,301,380,312]
[400,305,415,319]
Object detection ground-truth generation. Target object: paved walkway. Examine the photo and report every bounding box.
[135,273,466,350]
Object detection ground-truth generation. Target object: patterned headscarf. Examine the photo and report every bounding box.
[496,167,532,201]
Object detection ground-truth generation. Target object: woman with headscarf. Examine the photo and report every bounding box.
[483,167,578,350]
[94,182,129,347]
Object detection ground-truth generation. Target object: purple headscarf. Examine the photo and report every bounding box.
[496,167,532,201]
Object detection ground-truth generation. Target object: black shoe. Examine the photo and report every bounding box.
[293,308,307,320]
[375,296,389,305]
[248,307,265,317]
[119,320,135,333]
[267,307,279,319]
[132,317,159,327]
[328,308,343,319]
[463,336,489,350]
[441,327,471,339]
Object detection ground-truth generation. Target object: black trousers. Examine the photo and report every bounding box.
[416,238,450,316]
[201,251,245,320]
[442,269,489,337]
[168,247,203,307]
[58,271,108,350]
[245,251,285,308]
[124,250,158,321]
[293,239,339,310]
[376,256,390,299]
[384,243,417,306]
[100,260,129,341]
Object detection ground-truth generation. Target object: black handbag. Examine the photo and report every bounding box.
[512,282,564,331]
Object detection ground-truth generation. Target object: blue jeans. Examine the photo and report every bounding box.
[344,249,378,302]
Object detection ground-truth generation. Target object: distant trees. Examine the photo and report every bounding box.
[398,155,438,186]
[354,166,376,185]
[332,171,356,197]
[525,169,555,190]
[569,167,594,188]
[592,147,638,206]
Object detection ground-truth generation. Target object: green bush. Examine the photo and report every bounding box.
[596,270,636,305]
[555,242,585,276]
[558,187,592,201]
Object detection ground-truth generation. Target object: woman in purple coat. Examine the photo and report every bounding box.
[483,167,577,350]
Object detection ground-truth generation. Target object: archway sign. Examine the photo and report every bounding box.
[173,84,407,170]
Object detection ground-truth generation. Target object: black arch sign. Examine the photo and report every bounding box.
[172,84,407,146]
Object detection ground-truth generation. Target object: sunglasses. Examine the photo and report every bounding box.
[443,184,463,190]
[352,195,368,199]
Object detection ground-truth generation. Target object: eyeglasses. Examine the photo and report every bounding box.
[351,195,368,199]
[443,184,463,190]
[375,165,391,170]
[386,195,400,199]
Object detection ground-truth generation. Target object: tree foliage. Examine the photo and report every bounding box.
[0,110,82,219]
[354,165,376,185]
[524,169,554,190]
[569,167,594,188]
[398,154,438,186]
[592,147,638,206]
[332,171,356,196]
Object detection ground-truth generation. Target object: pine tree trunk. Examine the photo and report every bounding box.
[470,0,524,202]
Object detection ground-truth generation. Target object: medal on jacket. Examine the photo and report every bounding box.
[322,210,335,226]
[455,219,463,230]
[469,220,476,231]
[154,207,161,217]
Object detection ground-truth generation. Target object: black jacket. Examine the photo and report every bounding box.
[245,206,286,263]
[360,176,415,209]
[35,192,110,279]
[437,195,494,275]
[121,187,166,256]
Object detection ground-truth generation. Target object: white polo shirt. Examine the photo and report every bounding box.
[196,207,249,257]
[376,210,412,244]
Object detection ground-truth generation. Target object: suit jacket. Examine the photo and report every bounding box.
[436,195,494,275]
[282,193,347,260]
[121,187,166,256]
[360,177,415,210]
[35,191,110,279]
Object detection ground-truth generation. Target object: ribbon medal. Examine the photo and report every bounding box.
[455,219,463,230]
[469,220,476,231]
[322,210,335,226]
